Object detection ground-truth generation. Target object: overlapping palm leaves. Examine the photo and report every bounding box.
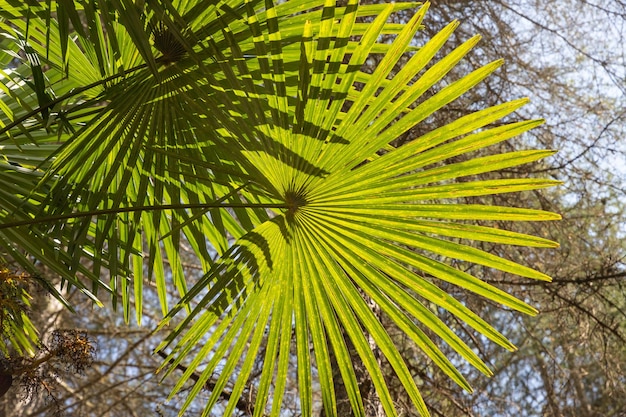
[0,1,559,416]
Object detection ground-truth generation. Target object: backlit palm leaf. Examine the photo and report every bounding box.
[0,1,559,416]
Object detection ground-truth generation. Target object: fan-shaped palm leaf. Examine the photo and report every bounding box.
[0,1,559,416]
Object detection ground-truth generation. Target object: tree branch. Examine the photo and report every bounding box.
[0,202,287,231]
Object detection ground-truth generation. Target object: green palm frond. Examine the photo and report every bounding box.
[0,1,559,416]
[0,266,39,356]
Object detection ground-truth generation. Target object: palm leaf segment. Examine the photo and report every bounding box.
[0,1,560,416]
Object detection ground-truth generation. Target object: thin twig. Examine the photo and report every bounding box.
[0,202,287,230]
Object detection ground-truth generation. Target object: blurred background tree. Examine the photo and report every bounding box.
[374,1,626,416]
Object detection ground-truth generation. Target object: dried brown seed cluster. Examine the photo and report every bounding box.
[1,329,95,416]
[49,329,95,375]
